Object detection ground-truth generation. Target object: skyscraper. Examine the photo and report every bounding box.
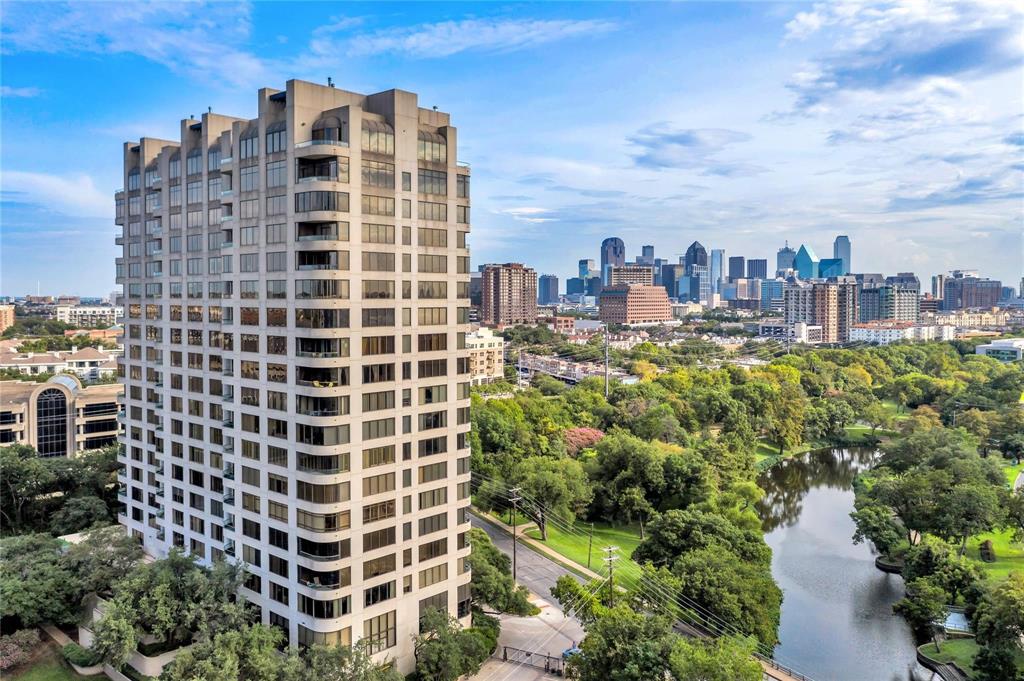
[833,235,851,275]
[941,272,1002,310]
[776,241,796,274]
[794,244,819,279]
[115,80,472,671]
[684,241,708,269]
[728,256,745,281]
[819,258,844,279]
[746,259,767,280]
[600,237,626,284]
[537,274,560,305]
[638,245,655,265]
[482,263,538,325]
[710,249,725,294]
[578,259,595,279]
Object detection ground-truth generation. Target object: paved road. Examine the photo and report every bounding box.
[470,514,582,608]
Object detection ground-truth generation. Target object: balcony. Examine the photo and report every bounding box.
[294,139,348,159]
[156,528,166,542]
[223,493,235,506]
[224,540,235,556]
[296,251,343,271]
[296,221,342,242]
[220,157,233,167]
[222,390,234,403]
[223,465,235,481]
[224,515,235,531]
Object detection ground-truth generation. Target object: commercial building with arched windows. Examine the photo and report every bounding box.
[0,375,121,456]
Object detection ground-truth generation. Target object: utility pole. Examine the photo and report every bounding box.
[604,328,610,398]
[603,546,618,607]
[509,487,522,581]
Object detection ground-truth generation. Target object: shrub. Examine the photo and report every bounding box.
[63,642,102,667]
[0,629,40,671]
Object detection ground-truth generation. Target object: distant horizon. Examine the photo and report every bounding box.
[2,2,1021,293]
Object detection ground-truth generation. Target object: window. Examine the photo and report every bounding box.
[362,473,395,497]
[418,169,447,195]
[363,526,395,551]
[420,563,448,588]
[299,594,352,619]
[363,500,396,524]
[240,132,258,160]
[186,149,202,175]
[362,418,395,440]
[296,191,349,212]
[207,146,221,170]
[240,225,259,246]
[361,159,395,188]
[418,308,447,326]
[418,201,447,221]
[266,124,286,154]
[35,389,67,457]
[363,280,395,299]
[419,486,447,510]
[266,160,286,188]
[364,581,396,607]
[363,611,397,654]
[457,174,469,198]
[418,228,447,248]
[186,181,202,204]
[418,255,447,273]
[240,199,259,219]
[361,120,395,155]
[457,205,469,224]
[363,445,395,469]
[362,252,395,272]
[240,165,258,192]
[266,194,286,216]
[362,223,395,244]
[417,131,447,163]
[361,195,395,216]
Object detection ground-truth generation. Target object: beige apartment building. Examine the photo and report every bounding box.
[0,304,15,333]
[609,265,655,286]
[114,80,472,672]
[481,263,537,326]
[465,327,505,385]
[0,375,121,455]
[55,304,122,327]
[784,279,858,343]
[599,284,673,325]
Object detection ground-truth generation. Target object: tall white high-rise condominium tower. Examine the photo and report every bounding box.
[114,79,472,673]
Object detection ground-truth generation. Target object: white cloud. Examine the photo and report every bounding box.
[344,18,618,58]
[0,1,267,88]
[1,171,111,218]
[0,85,41,98]
[497,206,558,223]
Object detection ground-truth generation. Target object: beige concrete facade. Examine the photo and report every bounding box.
[599,284,672,325]
[609,265,655,286]
[481,263,537,326]
[55,305,122,327]
[0,305,14,334]
[0,375,121,455]
[784,280,858,343]
[465,328,505,385]
[114,79,472,672]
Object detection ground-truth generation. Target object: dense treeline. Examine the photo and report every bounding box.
[472,341,1024,675]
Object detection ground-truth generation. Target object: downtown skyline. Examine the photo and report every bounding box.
[1,1,1022,295]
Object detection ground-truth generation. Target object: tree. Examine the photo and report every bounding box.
[668,635,762,681]
[618,486,654,538]
[893,577,947,650]
[302,643,403,681]
[0,533,81,627]
[91,598,138,669]
[466,528,536,615]
[49,495,110,535]
[550,575,608,627]
[514,456,592,540]
[569,605,675,681]
[850,504,903,558]
[972,572,1024,648]
[861,401,893,435]
[632,509,770,568]
[671,546,782,648]
[413,608,489,681]
[765,381,804,455]
[931,483,1004,555]
[61,525,143,600]
[0,445,56,530]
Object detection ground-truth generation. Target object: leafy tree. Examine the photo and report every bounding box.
[765,381,804,455]
[850,503,903,558]
[861,401,893,435]
[633,509,770,568]
[49,495,110,535]
[893,577,947,650]
[0,533,81,626]
[413,608,489,681]
[569,605,675,681]
[972,572,1024,648]
[588,430,666,523]
[466,528,536,615]
[618,486,654,538]
[301,642,403,681]
[62,525,143,600]
[0,444,56,530]
[0,629,41,672]
[550,575,608,627]
[671,545,782,648]
[668,634,762,681]
[931,483,1004,555]
[91,598,138,669]
[1008,487,1024,542]
[514,456,592,540]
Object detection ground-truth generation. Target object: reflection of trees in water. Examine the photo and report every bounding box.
[756,448,878,533]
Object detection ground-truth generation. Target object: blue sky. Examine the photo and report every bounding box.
[1,1,1021,296]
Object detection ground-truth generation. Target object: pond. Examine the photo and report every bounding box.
[756,448,932,681]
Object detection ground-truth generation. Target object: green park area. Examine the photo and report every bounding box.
[8,642,87,681]
[920,638,1024,677]
[523,521,644,574]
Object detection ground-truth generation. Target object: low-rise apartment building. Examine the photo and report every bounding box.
[0,375,121,455]
[599,284,672,325]
[0,346,120,380]
[848,320,955,345]
[976,338,1024,362]
[465,328,505,385]
[55,305,123,327]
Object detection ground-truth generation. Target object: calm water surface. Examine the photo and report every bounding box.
[756,448,932,681]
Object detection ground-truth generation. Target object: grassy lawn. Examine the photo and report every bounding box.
[9,640,88,681]
[523,520,643,573]
[1002,459,1024,487]
[920,638,1024,676]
